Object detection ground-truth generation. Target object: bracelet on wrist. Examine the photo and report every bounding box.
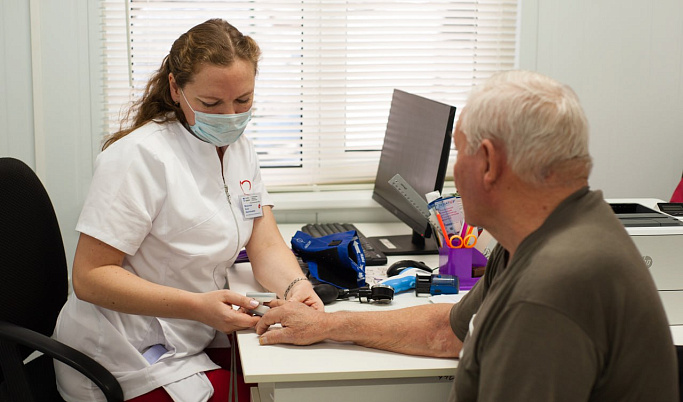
[284,277,308,300]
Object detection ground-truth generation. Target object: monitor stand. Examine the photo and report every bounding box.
[368,231,439,256]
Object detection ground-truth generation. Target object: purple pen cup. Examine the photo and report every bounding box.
[438,247,488,290]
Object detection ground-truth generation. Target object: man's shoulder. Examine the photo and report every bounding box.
[514,228,646,301]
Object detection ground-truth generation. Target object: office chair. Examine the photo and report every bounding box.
[671,171,683,202]
[0,157,123,402]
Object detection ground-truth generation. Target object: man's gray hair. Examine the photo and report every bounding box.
[458,70,592,184]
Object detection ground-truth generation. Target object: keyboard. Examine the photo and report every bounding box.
[300,223,388,266]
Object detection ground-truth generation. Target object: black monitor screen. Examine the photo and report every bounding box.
[369,89,456,255]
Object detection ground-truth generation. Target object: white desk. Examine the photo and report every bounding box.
[230,223,457,402]
[230,218,683,402]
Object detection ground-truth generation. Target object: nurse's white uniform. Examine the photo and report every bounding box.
[53,120,272,401]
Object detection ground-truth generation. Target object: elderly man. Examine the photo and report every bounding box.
[256,70,678,401]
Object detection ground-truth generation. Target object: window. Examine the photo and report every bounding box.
[98,0,518,191]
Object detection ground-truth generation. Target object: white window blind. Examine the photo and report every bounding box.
[98,0,518,191]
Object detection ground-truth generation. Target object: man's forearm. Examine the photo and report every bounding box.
[325,303,462,358]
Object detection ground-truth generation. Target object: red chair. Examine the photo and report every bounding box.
[672,173,683,202]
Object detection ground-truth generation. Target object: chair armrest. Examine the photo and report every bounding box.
[0,321,123,402]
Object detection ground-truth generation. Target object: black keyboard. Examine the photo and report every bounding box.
[300,223,388,266]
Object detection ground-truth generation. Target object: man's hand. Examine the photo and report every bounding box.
[256,300,330,345]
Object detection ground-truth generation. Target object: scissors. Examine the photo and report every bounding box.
[447,223,478,248]
[448,233,477,248]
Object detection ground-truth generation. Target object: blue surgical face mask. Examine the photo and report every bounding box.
[181,89,252,146]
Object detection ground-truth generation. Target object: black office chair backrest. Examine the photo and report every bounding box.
[0,157,68,399]
[0,157,68,346]
[0,157,123,402]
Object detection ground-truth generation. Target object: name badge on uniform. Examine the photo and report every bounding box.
[240,193,263,219]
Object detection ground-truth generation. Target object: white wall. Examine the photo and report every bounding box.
[1,0,96,271]
[1,1,34,164]
[519,0,683,199]
[1,0,682,272]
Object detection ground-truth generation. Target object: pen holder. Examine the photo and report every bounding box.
[438,247,488,291]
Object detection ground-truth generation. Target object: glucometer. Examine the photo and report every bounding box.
[246,292,277,316]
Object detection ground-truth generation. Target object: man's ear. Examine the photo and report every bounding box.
[480,139,503,189]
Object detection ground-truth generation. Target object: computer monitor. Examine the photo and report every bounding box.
[369,89,456,255]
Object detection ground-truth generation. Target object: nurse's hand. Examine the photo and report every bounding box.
[286,279,325,311]
[195,290,262,333]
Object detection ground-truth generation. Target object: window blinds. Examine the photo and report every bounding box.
[98,0,518,190]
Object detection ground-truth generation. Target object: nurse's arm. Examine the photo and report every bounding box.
[71,233,260,332]
[245,206,319,306]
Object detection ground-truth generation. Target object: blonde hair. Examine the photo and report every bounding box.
[459,70,592,184]
[103,19,261,149]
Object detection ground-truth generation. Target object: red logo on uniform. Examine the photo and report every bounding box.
[240,180,252,193]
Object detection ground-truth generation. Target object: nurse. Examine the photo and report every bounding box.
[53,18,323,402]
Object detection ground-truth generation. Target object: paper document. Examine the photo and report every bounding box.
[428,291,468,304]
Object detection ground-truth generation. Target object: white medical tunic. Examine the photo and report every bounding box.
[53,120,272,401]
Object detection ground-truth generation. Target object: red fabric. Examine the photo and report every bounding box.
[125,347,253,402]
[671,177,683,202]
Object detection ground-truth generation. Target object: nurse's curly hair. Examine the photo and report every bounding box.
[102,18,261,149]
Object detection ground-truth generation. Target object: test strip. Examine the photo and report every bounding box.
[246,292,277,302]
